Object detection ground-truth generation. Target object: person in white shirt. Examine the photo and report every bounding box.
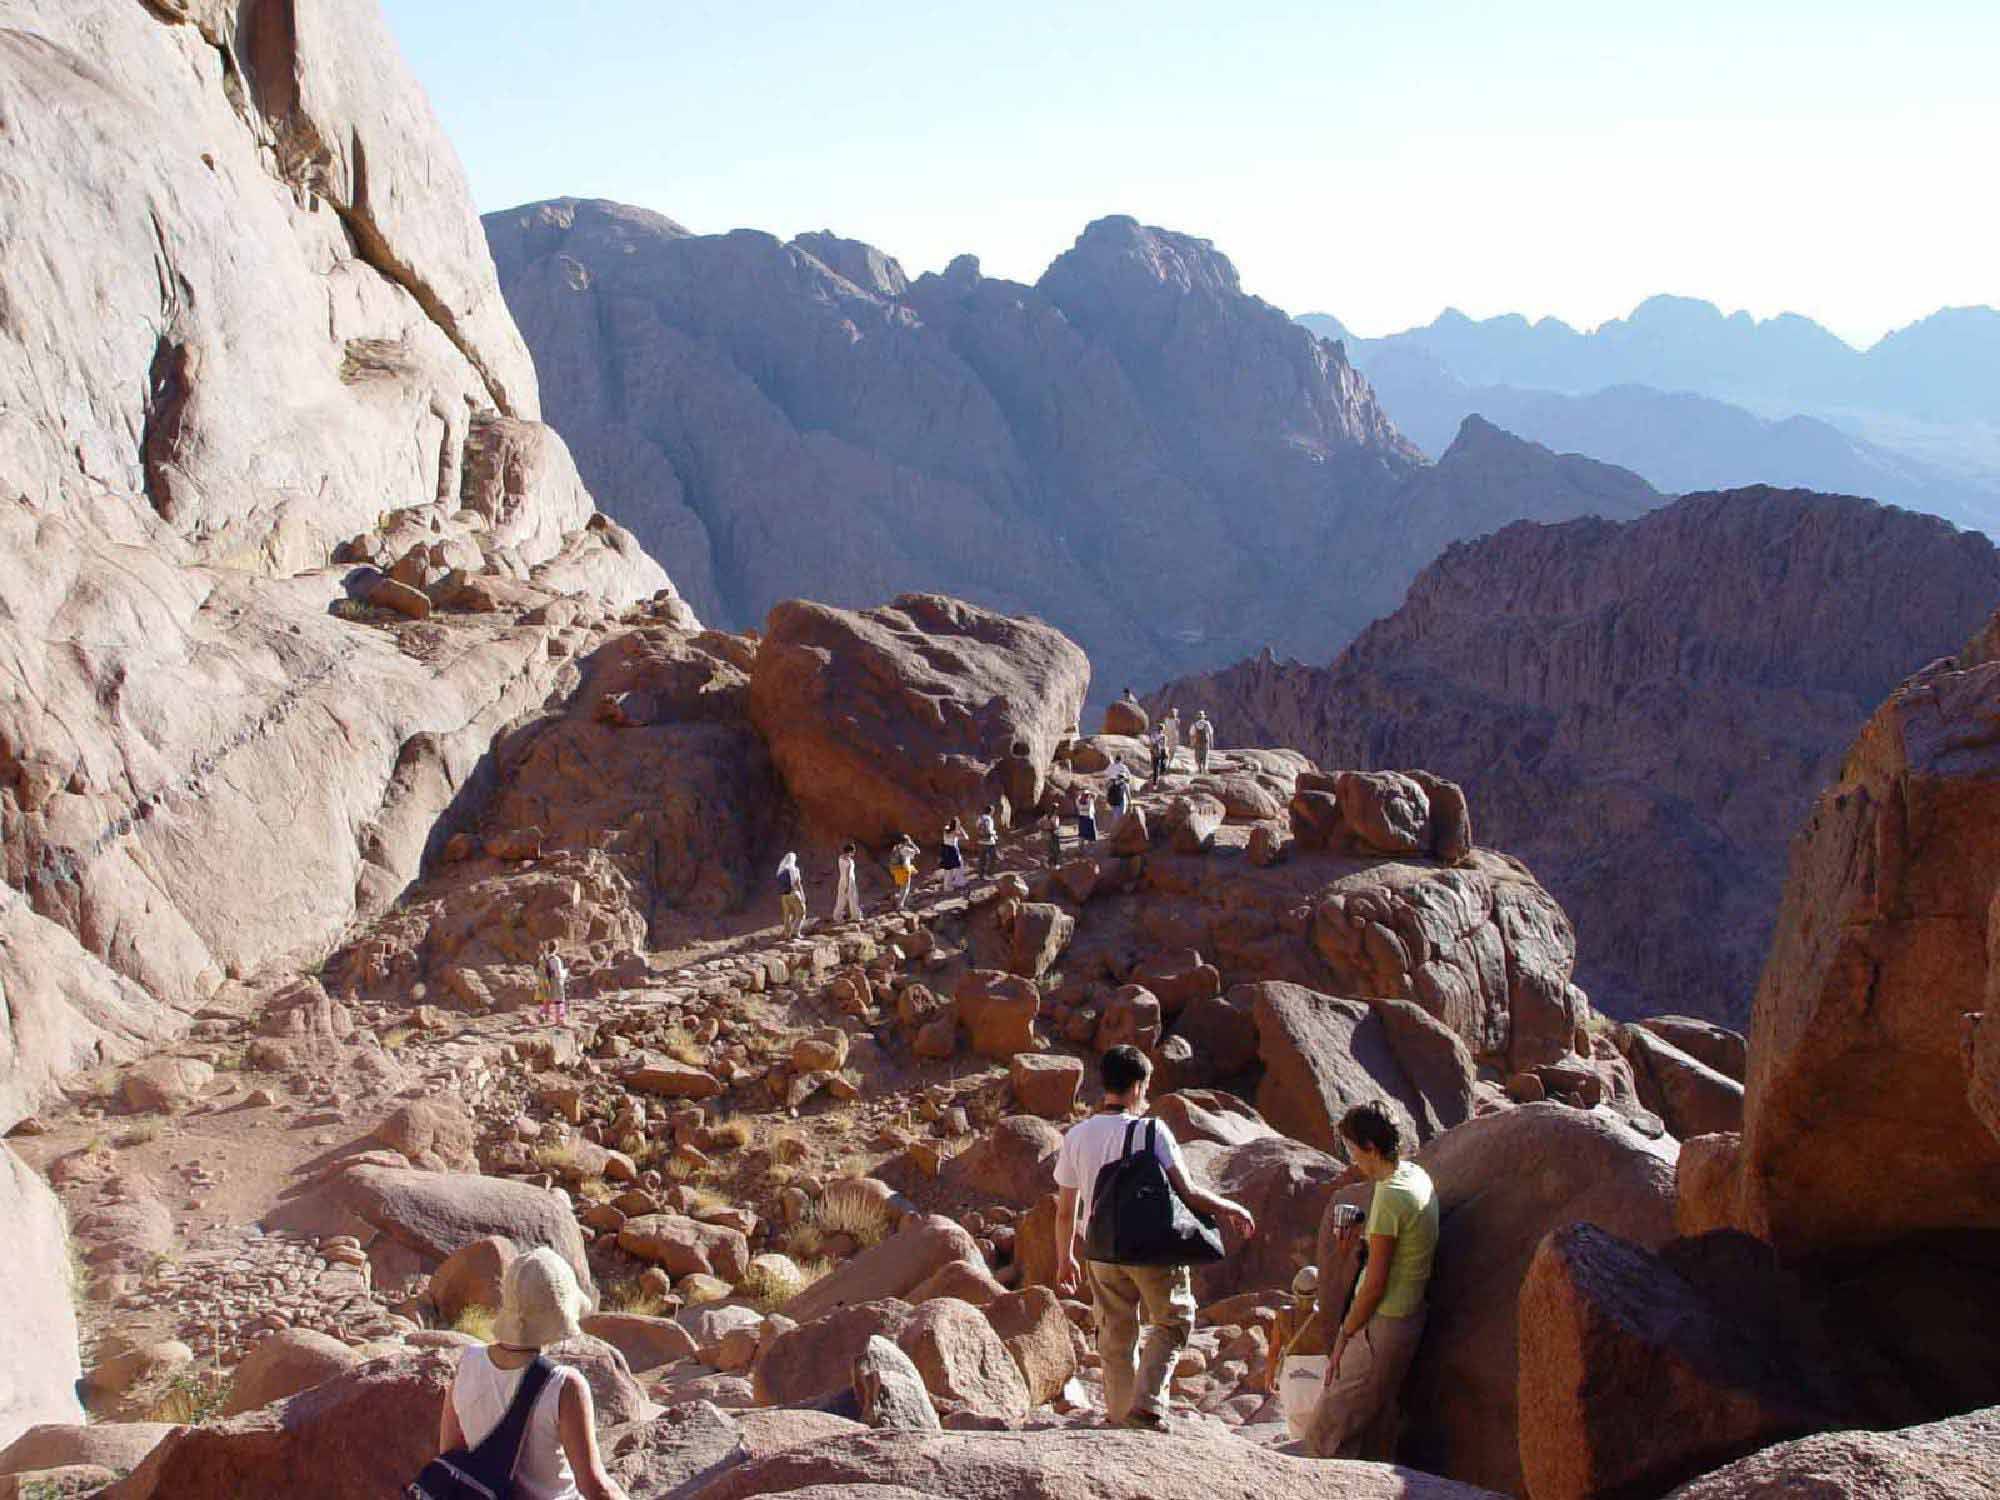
[434,1247,627,1500]
[1053,1046,1256,1432]
[975,806,1001,878]
[1190,710,1215,773]
[831,842,863,924]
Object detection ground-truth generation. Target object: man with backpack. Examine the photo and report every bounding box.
[1053,1046,1257,1432]
[1190,710,1215,773]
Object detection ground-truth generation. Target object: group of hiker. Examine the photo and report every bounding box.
[769,703,1221,937]
[1055,1046,1437,1453]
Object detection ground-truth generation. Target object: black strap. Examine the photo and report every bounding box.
[1122,1118,1139,1159]
[469,1355,557,1481]
[1146,1119,1159,1161]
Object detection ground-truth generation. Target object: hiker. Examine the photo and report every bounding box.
[1053,1045,1256,1432]
[1105,763,1132,824]
[889,834,919,911]
[1307,1101,1438,1461]
[831,842,863,925]
[1074,787,1098,844]
[535,942,568,1027]
[777,852,807,938]
[1149,723,1169,784]
[938,818,968,892]
[976,804,1001,878]
[1044,810,1065,865]
[1162,706,1182,763]
[1190,710,1214,773]
[424,1246,628,1500]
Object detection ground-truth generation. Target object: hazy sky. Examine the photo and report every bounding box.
[383,0,1997,348]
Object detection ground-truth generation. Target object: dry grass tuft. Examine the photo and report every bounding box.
[736,1256,830,1312]
[602,1278,670,1317]
[454,1304,499,1342]
[816,1185,893,1248]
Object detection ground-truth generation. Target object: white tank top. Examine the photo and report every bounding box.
[450,1346,581,1500]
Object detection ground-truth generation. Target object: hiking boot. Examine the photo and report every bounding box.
[1120,1408,1171,1433]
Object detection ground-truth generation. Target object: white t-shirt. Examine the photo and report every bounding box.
[451,1346,582,1500]
[1054,1111,1186,1240]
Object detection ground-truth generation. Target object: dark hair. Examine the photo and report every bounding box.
[842,842,855,854]
[1100,1045,1152,1096]
[1338,1100,1403,1161]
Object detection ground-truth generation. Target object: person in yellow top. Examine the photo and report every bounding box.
[1309,1100,1438,1460]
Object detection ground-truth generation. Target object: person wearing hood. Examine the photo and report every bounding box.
[777,852,807,938]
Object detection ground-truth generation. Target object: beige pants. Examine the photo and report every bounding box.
[780,892,806,937]
[1308,1307,1427,1459]
[1088,1261,1195,1424]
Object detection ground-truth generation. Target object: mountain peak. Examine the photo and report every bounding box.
[1053,216,1242,298]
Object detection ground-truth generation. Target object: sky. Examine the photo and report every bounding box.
[382,0,1998,349]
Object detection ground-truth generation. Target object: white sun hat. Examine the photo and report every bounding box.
[493,1246,588,1348]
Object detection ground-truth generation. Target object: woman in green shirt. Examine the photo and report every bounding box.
[1309,1101,1439,1460]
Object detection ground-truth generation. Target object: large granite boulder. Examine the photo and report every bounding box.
[0,1147,81,1448]
[748,594,1089,846]
[1247,982,1430,1155]
[1734,619,2000,1255]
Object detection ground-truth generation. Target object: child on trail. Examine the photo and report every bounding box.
[1190,710,1214,773]
[832,842,863,924]
[777,852,807,938]
[889,834,919,911]
[939,819,968,892]
[536,943,569,1026]
[976,805,1001,878]
[1266,1260,1341,1439]
[1075,788,1098,844]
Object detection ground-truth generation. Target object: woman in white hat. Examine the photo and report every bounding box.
[434,1247,628,1500]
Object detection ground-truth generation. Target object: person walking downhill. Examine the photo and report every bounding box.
[1308,1101,1439,1461]
[1054,1046,1257,1432]
[1075,787,1098,844]
[1105,763,1131,826]
[536,942,569,1027]
[418,1247,629,1500]
[1162,707,1182,770]
[889,834,919,911]
[1044,810,1065,866]
[776,852,807,939]
[939,818,969,892]
[976,804,1001,878]
[1190,710,1214,774]
[831,842,863,925]
[1149,723,1169,785]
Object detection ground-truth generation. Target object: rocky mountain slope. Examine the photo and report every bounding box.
[483,199,1666,694]
[1157,487,2000,1023]
[0,0,667,1125]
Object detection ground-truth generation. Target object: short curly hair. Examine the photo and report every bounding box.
[1338,1100,1404,1162]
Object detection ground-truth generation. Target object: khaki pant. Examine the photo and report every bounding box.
[1308,1306,1427,1460]
[780,891,806,937]
[1088,1261,1194,1424]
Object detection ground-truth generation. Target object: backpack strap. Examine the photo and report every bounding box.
[467,1354,558,1481]
[1122,1119,1140,1159]
[1146,1119,1160,1161]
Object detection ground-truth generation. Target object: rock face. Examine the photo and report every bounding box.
[1165,487,2000,1023]
[1733,613,2000,1255]
[0,0,669,1125]
[750,595,1089,844]
[1518,1224,1833,1500]
[0,1147,81,1448]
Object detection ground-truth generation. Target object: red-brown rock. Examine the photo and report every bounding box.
[954,971,1041,1060]
[982,1287,1078,1406]
[748,595,1089,846]
[1009,1054,1083,1119]
[1663,1406,2000,1499]
[783,1216,985,1324]
[946,1118,1063,1206]
[220,1330,363,1418]
[896,1297,1030,1425]
[752,1300,914,1408]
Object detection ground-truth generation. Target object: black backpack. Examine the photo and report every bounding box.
[1082,1120,1226,1267]
[407,1355,557,1500]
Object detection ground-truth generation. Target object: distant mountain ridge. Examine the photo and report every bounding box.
[487,199,1666,694]
[1303,296,2000,423]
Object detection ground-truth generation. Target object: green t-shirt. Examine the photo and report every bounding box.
[1365,1161,1439,1319]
